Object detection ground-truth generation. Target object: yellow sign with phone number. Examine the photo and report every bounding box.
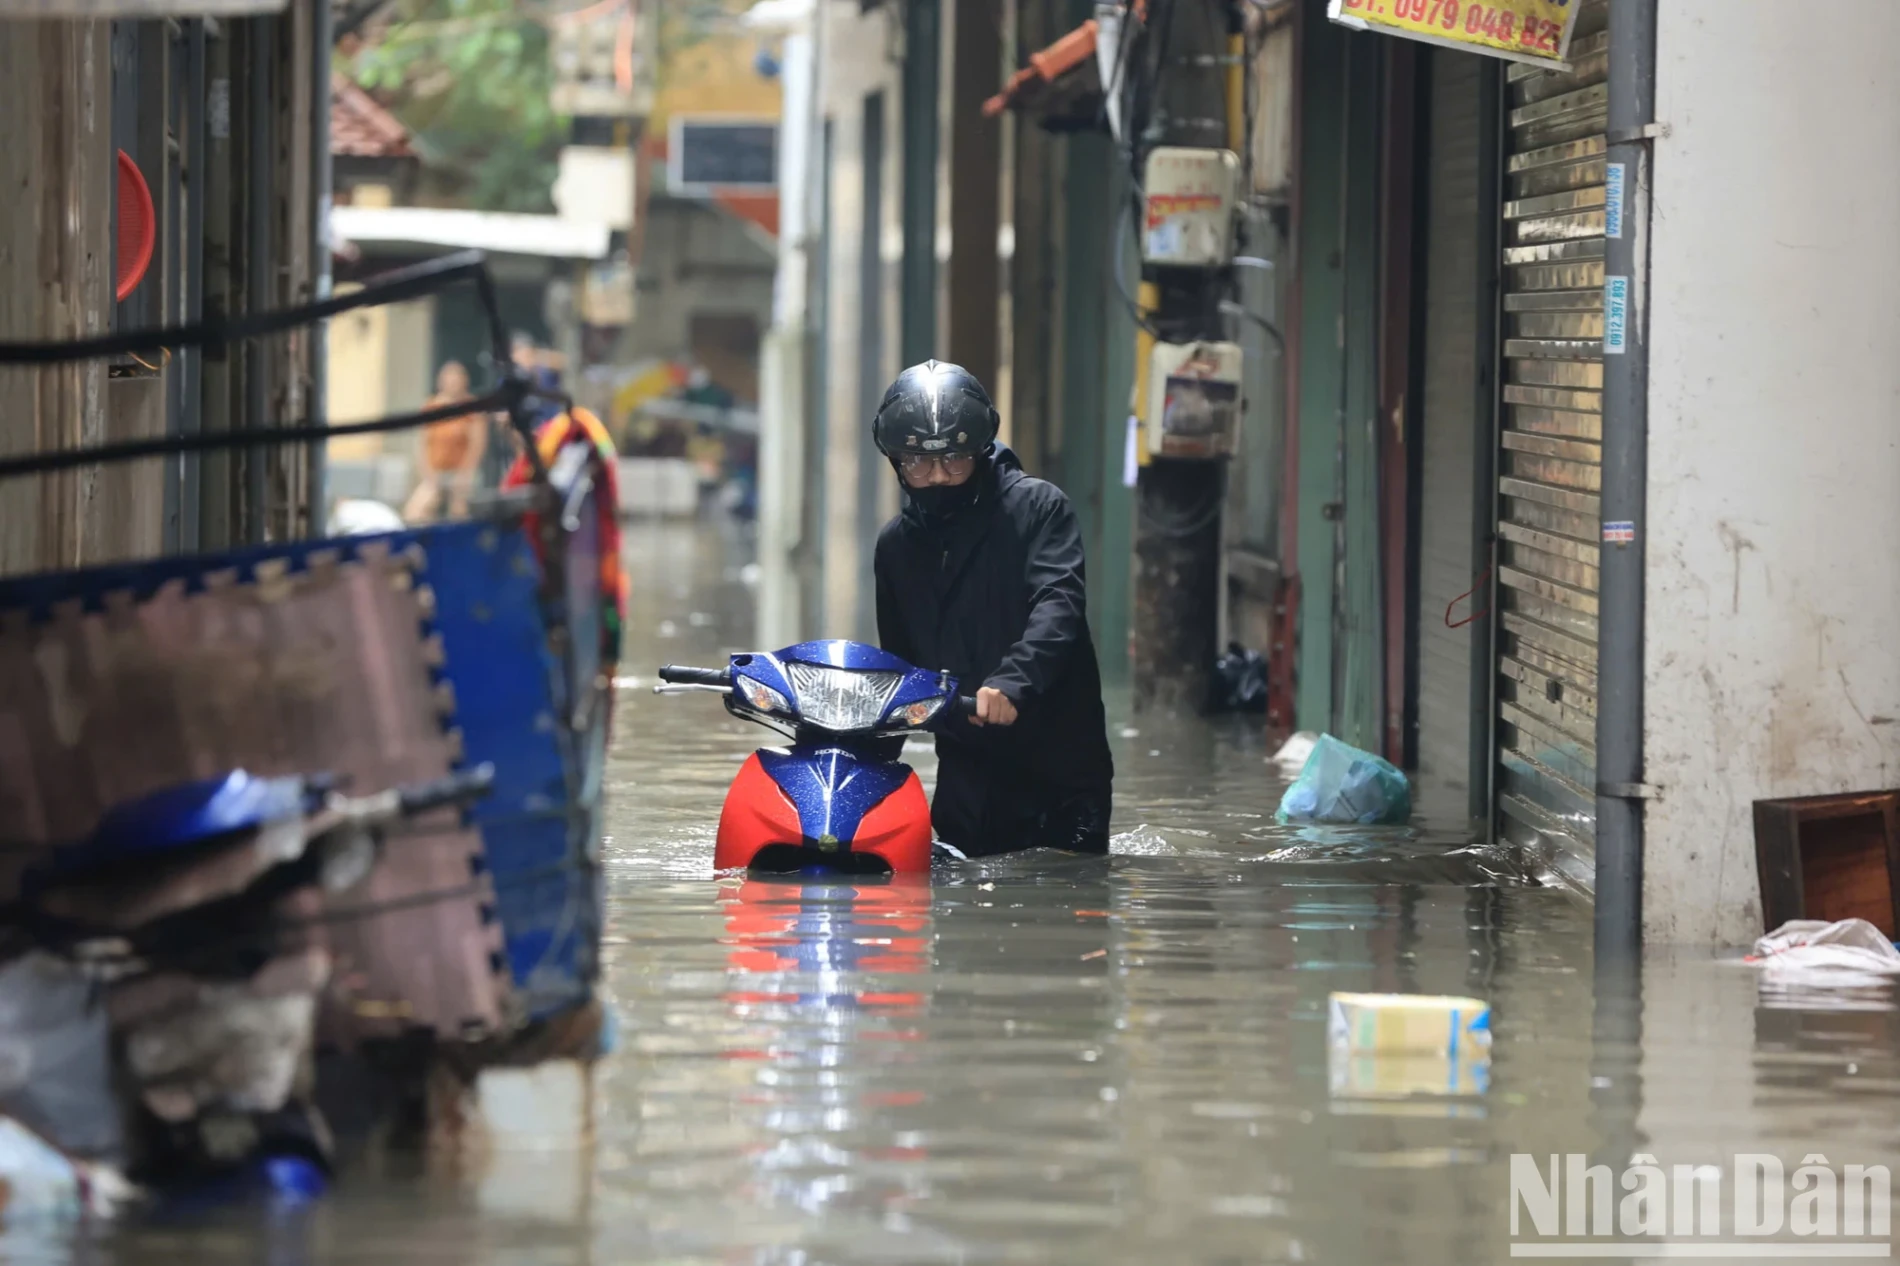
[1327,0,1580,69]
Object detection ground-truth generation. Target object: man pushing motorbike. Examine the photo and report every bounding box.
[871,360,1116,859]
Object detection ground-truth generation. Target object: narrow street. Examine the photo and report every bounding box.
[3,0,1899,1259]
[0,515,1885,1265]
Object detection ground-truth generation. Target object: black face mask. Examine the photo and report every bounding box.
[897,457,988,528]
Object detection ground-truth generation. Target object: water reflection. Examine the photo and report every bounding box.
[720,878,933,1012]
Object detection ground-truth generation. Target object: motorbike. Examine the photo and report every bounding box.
[656,640,975,875]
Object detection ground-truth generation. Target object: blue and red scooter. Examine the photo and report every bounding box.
[656,640,974,874]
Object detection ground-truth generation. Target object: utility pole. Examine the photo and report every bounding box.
[1126,0,1245,713]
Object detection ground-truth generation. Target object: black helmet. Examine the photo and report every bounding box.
[871,360,999,460]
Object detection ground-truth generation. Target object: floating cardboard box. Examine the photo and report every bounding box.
[1327,992,1492,1060]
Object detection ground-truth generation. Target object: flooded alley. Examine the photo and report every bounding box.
[587,521,1900,1264]
[2,0,1899,1256]
[29,515,1891,1266]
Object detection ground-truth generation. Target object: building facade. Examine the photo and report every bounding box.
[1,2,327,574]
[755,0,1900,947]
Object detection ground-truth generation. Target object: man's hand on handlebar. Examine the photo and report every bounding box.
[970,686,1018,727]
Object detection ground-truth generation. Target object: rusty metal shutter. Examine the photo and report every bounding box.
[1415,51,1486,807]
[1493,1,1609,891]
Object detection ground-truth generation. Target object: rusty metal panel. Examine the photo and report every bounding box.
[1493,0,1607,891]
[0,548,508,1041]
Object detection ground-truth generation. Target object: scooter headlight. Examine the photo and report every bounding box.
[784,663,904,732]
[736,675,790,714]
[888,697,946,728]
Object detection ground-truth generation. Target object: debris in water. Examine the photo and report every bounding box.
[657,620,679,638]
[1080,950,1107,961]
[1277,734,1411,825]
[1327,992,1490,1059]
[1748,918,1900,986]
[1326,993,1492,1107]
[1075,910,1109,918]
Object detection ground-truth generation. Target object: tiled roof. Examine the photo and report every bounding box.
[332,74,414,158]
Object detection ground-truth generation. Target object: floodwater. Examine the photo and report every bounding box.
[32,516,1900,1265]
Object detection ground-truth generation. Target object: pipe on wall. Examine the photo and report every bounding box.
[1593,0,1657,967]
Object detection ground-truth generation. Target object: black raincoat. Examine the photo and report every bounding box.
[873,444,1115,857]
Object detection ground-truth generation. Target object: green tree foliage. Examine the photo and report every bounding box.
[351,0,563,213]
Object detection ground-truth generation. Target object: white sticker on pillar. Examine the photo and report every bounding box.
[1144,221,1183,262]
[1123,416,1140,487]
[1603,276,1629,355]
[1605,162,1625,239]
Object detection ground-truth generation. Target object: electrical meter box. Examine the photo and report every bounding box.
[1141,147,1240,267]
[1148,340,1243,459]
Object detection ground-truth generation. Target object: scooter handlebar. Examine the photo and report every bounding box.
[658,664,732,687]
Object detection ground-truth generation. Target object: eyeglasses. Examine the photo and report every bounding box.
[897,453,976,477]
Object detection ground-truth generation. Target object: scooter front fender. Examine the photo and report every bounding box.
[713,748,931,874]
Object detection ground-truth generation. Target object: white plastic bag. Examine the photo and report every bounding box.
[1748,918,1900,990]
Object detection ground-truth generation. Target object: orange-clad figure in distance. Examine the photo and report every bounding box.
[403,360,487,522]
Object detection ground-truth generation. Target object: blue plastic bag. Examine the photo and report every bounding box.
[1276,733,1412,825]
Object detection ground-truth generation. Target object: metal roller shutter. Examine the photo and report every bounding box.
[1493,0,1610,891]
